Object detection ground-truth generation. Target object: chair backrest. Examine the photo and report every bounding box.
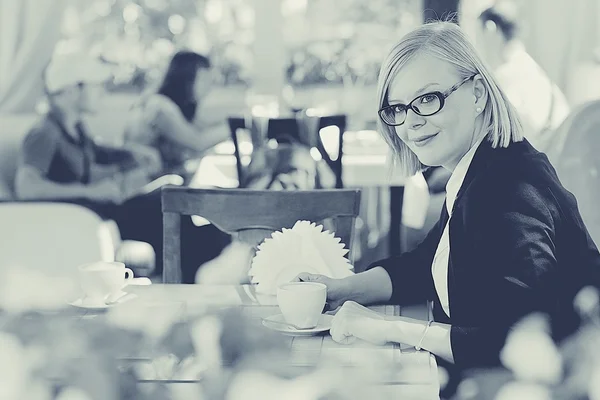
[0,202,115,280]
[227,117,247,185]
[243,144,320,190]
[266,118,303,144]
[549,100,600,245]
[229,114,346,188]
[161,187,361,283]
[316,114,346,188]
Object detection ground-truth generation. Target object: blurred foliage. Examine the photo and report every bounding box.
[284,0,421,86]
[56,0,422,92]
[57,0,254,91]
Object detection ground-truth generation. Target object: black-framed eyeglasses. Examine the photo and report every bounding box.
[378,75,476,127]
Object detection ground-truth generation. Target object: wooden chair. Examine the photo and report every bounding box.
[161,187,361,283]
[0,202,116,279]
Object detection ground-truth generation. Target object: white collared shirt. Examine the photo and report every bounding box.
[431,138,485,318]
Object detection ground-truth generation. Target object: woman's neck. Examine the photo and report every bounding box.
[442,129,487,172]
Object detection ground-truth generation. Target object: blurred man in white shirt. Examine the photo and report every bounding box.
[476,1,570,152]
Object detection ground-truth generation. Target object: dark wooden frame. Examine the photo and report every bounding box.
[161,187,362,283]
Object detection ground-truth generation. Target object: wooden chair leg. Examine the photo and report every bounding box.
[163,212,182,283]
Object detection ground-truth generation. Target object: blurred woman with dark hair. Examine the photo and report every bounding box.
[125,50,229,172]
[124,50,232,281]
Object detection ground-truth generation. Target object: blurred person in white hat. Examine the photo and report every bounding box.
[16,53,162,203]
[43,53,112,113]
[14,54,171,277]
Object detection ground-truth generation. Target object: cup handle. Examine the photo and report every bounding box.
[124,267,134,283]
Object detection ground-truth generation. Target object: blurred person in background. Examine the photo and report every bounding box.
[14,55,225,278]
[124,50,230,175]
[125,50,232,281]
[15,55,167,275]
[15,54,164,204]
[476,1,570,152]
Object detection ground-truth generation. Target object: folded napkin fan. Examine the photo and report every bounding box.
[249,220,354,294]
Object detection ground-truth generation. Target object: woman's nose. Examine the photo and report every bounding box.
[405,108,426,130]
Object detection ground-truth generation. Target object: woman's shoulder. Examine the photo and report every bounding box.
[484,139,557,182]
[465,140,562,209]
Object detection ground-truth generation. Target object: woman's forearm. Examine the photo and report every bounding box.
[162,113,228,153]
[90,164,120,181]
[387,317,454,363]
[342,267,394,305]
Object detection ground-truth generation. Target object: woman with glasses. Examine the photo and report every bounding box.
[294,21,600,376]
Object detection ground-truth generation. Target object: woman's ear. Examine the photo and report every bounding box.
[472,74,488,111]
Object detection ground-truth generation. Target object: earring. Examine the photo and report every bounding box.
[476,107,482,113]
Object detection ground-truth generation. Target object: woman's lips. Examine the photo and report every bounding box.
[412,132,439,147]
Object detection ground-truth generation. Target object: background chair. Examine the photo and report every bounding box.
[0,202,116,279]
[160,187,361,283]
[228,116,305,185]
[547,100,600,245]
[228,114,346,188]
[266,117,303,144]
[227,116,249,186]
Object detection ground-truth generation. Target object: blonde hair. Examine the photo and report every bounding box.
[376,21,524,176]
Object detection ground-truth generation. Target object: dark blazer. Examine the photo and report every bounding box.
[371,138,600,370]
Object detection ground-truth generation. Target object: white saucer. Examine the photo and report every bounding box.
[68,292,137,310]
[129,277,152,286]
[262,314,333,336]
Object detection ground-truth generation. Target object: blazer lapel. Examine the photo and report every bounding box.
[453,137,503,209]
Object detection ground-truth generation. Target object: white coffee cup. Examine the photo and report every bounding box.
[78,261,134,304]
[277,282,327,329]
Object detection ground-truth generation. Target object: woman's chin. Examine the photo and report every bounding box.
[414,150,444,168]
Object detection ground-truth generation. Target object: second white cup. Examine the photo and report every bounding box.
[78,261,134,304]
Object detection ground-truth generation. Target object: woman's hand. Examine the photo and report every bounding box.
[292,273,349,311]
[330,301,390,345]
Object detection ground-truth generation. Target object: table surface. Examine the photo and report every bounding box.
[102,284,440,397]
